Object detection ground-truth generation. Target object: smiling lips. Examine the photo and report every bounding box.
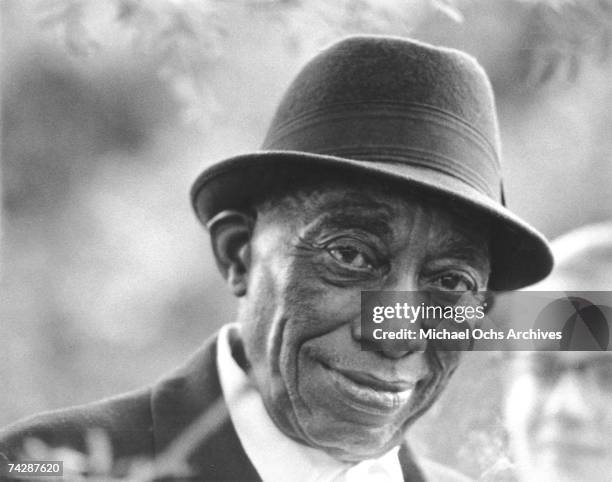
[321,362,417,412]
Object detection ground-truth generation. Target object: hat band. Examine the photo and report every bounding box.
[262,102,501,200]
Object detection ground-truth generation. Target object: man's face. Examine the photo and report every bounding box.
[237,183,490,461]
[506,352,612,482]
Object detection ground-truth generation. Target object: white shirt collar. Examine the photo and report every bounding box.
[216,323,404,482]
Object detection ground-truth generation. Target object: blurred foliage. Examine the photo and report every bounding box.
[30,0,612,119]
[30,0,469,126]
[519,0,612,84]
[14,400,228,480]
[2,0,612,480]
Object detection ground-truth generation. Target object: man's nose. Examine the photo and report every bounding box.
[356,271,428,358]
[386,270,420,292]
[543,371,593,424]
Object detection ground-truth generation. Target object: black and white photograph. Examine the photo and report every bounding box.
[1,1,612,480]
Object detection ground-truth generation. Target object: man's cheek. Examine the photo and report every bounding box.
[290,280,360,331]
[278,289,359,384]
[280,293,355,360]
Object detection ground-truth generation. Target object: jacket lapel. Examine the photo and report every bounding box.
[150,335,260,480]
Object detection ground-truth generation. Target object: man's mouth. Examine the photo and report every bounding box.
[319,361,417,413]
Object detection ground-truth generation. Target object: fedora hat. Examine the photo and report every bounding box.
[191,35,553,290]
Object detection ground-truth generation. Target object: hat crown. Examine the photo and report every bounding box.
[263,35,501,161]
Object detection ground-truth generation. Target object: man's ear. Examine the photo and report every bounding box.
[207,210,255,297]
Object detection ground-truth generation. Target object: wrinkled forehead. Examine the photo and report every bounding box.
[258,178,489,237]
[255,178,491,268]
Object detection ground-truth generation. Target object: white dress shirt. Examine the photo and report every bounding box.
[216,323,404,482]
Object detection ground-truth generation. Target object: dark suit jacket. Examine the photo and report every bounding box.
[0,335,464,481]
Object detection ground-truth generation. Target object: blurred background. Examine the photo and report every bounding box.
[1,0,611,478]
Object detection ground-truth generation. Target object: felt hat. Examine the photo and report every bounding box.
[191,35,553,290]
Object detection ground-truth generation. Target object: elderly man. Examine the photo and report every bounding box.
[505,223,612,482]
[0,36,552,481]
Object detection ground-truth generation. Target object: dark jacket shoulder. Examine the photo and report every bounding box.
[0,387,154,462]
[0,336,258,480]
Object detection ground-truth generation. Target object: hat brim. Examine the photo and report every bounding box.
[191,151,553,290]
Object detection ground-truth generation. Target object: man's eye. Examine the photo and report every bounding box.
[432,273,475,292]
[327,245,375,271]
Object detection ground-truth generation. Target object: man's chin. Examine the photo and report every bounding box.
[296,356,426,423]
[285,401,407,461]
[281,360,443,459]
[327,438,401,463]
[297,422,402,462]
